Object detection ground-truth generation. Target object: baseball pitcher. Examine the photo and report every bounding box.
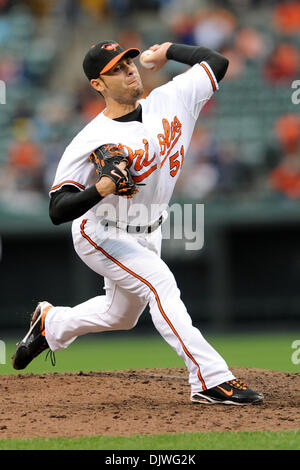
[12,40,263,405]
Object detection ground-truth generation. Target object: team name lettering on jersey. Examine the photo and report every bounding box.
[124,140,158,183]
[124,115,183,183]
[158,116,182,166]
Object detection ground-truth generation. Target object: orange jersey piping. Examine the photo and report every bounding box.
[50,181,86,192]
[200,62,217,92]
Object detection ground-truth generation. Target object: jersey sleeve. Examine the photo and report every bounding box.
[172,61,219,120]
[49,142,96,195]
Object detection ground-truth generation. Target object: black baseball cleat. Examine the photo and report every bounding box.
[12,301,53,370]
[191,379,264,405]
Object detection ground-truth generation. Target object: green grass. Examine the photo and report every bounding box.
[0,331,299,450]
[1,331,299,375]
[208,332,300,373]
[0,430,299,450]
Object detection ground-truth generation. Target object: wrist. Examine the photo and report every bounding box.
[96,177,118,197]
[95,180,106,197]
[166,43,178,60]
[165,41,173,52]
[96,179,113,197]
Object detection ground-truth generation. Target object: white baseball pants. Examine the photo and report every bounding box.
[45,213,234,393]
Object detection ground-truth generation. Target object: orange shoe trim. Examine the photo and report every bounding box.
[217,385,234,397]
[40,305,52,336]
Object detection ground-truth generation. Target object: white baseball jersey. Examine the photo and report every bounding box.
[50,62,218,226]
[45,61,235,393]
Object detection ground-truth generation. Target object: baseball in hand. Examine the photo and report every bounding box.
[139,50,155,69]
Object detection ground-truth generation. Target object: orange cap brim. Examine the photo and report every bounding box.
[100,48,140,74]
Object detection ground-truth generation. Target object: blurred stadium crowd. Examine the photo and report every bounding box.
[0,0,299,211]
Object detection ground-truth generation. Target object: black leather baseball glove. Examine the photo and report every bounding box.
[89,143,138,197]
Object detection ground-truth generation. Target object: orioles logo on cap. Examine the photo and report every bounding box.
[101,42,119,52]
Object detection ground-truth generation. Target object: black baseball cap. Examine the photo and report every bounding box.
[83,40,140,80]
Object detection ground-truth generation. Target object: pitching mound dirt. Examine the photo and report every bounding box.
[0,367,299,439]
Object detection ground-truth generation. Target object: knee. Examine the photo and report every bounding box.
[110,316,138,331]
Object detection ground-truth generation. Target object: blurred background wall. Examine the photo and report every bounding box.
[0,0,300,333]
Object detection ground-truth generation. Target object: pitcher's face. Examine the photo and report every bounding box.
[93,56,144,105]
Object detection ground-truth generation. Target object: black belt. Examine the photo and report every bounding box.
[101,215,163,234]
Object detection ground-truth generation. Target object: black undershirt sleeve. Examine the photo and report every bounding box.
[49,185,103,225]
[166,43,229,82]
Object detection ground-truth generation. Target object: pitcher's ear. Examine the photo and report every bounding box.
[90,77,105,94]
